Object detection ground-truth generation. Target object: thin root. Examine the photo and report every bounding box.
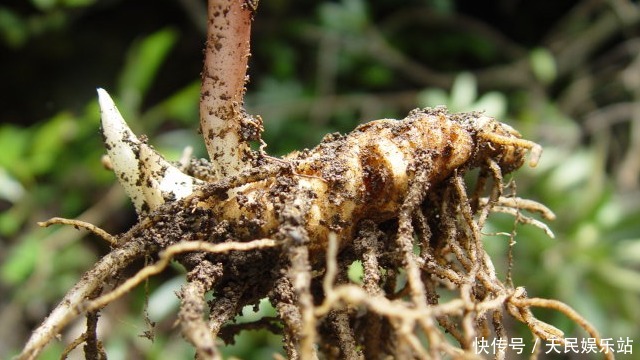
[85,239,277,313]
[507,289,614,360]
[480,131,543,167]
[38,217,118,246]
[479,196,556,220]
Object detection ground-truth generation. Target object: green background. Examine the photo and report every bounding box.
[1,0,639,358]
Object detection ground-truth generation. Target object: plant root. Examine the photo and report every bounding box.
[38,217,118,246]
[20,110,610,360]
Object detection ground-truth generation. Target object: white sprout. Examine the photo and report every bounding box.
[97,88,202,214]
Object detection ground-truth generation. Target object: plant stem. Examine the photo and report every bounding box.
[200,0,256,178]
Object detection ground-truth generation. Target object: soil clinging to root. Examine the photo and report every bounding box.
[21,108,611,360]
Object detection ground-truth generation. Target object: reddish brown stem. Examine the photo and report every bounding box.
[200,0,256,178]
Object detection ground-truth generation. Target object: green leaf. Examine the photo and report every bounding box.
[360,64,393,87]
[597,262,640,293]
[29,112,78,175]
[0,203,25,236]
[416,88,449,108]
[546,150,593,192]
[450,72,477,111]
[530,47,557,84]
[614,239,640,265]
[62,0,95,7]
[1,235,39,285]
[0,125,28,175]
[0,7,28,47]
[469,91,507,118]
[31,0,56,11]
[118,28,178,112]
[348,260,363,284]
[318,0,368,33]
[429,0,455,14]
[147,276,183,322]
[0,167,25,203]
[141,81,200,131]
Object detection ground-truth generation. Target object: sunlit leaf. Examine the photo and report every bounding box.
[614,239,640,265]
[546,150,594,192]
[0,167,25,203]
[147,276,184,322]
[29,112,78,175]
[450,72,477,111]
[0,235,39,285]
[118,28,178,112]
[530,47,557,84]
[416,88,449,108]
[0,125,28,178]
[469,91,507,118]
[348,260,364,284]
[597,262,640,293]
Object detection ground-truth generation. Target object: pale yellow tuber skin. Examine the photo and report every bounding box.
[192,107,538,254]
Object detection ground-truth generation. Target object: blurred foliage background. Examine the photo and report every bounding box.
[1,0,639,359]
